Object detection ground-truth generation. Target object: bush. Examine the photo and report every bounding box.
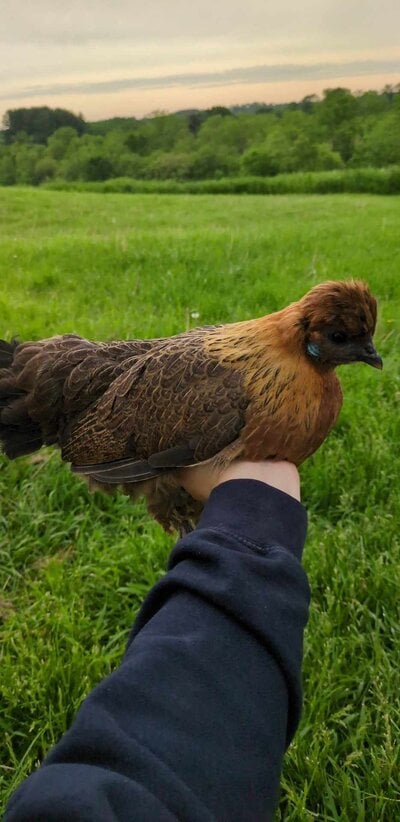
[47,127,79,160]
[34,156,58,184]
[0,154,16,185]
[315,143,344,170]
[61,152,114,182]
[352,112,400,167]
[15,146,44,185]
[187,148,240,179]
[241,147,280,176]
[82,155,114,182]
[142,152,192,180]
[111,152,145,178]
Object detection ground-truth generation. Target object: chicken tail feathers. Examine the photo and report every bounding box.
[0,338,19,369]
[0,338,45,459]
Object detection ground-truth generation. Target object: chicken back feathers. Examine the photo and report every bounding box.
[0,280,381,532]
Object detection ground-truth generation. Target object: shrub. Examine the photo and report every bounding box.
[142,152,192,180]
[241,147,280,176]
[82,155,114,182]
[0,154,16,185]
[187,148,240,180]
[34,156,58,184]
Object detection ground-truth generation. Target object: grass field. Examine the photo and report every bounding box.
[0,187,399,820]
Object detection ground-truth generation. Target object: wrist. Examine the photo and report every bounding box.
[198,479,307,559]
[216,461,300,502]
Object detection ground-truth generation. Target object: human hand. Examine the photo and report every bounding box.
[179,460,300,503]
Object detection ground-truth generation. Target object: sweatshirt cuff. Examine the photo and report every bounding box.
[197,479,307,560]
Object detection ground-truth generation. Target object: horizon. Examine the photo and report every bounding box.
[2,0,400,122]
[3,77,400,127]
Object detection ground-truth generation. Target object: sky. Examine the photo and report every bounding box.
[1,0,400,122]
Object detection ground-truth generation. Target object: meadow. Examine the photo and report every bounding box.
[0,187,399,820]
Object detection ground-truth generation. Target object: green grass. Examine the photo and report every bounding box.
[1,187,399,819]
[43,166,400,195]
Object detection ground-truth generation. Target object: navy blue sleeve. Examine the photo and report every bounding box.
[5,480,310,822]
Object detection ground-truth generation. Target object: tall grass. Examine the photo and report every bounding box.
[0,188,399,819]
[42,166,400,196]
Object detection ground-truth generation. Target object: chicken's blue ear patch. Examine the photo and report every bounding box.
[307,341,320,359]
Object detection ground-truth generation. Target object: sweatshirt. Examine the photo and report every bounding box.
[5,479,310,822]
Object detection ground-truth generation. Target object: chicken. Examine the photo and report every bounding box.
[0,280,382,533]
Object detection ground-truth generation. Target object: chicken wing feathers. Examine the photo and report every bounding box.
[64,338,248,475]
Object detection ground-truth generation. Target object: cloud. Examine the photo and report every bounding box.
[2,1,399,118]
[3,59,400,101]
[2,0,400,53]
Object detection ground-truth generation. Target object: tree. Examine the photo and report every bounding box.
[3,107,85,144]
[300,94,320,114]
[82,155,114,181]
[1,86,399,187]
[0,152,16,185]
[352,111,400,166]
[331,122,358,163]
[137,114,190,154]
[60,134,105,180]
[315,89,360,164]
[47,127,78,159]
[315,144,344,170]
[88,116,137,136]
[34,156,58,184]
[187,112,204,136]
[112,153,145,178]
[286,134,319,172]
[204,106,233,118]
[318,88,358,130]
[143,152,192,180]
[241,146,280,176]
[197,114,255,154]
[356,90,388,116]
[13,144,44,184]
[187,147,239,179]
[125,131,149,154]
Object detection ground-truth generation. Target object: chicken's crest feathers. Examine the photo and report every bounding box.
[298,280,377,336]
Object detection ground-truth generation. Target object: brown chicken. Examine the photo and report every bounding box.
[0,280,382,533]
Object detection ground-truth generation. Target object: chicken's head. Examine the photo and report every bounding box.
[299,280,382,369]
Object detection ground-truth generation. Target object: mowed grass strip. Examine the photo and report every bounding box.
[0,188,399,819]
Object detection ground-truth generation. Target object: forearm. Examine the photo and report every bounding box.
[6,479,310,822]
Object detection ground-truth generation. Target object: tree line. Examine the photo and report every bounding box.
[1,86,400,186]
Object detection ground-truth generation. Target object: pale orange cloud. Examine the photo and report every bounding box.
[1,0,399,120]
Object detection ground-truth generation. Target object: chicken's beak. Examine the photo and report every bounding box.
[358,342,383,369]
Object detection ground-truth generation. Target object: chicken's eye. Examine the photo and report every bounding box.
[330,331,348,345]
